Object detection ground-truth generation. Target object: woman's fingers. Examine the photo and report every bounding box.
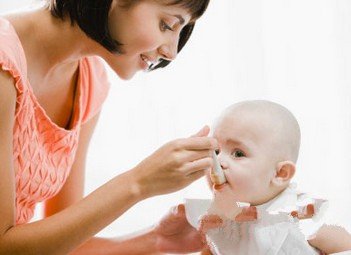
[156,204,187,236]
[172,137,217,151]
[131,127,219,197]
[161,138,216,167]
[191,125,210,138]
[155,203,205,253]
[175,149,211,163]
[184,157,212,175]
[187,170,206,182]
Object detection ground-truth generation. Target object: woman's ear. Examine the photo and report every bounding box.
[271,161,296,187]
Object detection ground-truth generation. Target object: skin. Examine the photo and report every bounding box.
[308,225,351,254]
[0,1,216,254]
[1,2,349,254]
[154,204,204,253]
[198,104,297,251]
[208,106,296,206]
[200,102,351,254]
[106,0,191,79]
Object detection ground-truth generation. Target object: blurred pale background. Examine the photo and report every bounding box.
[1,0,351,238]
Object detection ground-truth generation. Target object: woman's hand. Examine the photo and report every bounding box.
[131,126,218,198]
[154,204,205,253]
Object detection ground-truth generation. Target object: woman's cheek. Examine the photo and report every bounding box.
[129,24,160,51]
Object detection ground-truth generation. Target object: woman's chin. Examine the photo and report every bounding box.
[109,65,138,80]
[116,70,136,80]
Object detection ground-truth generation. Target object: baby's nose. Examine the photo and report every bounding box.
[220,161,229,170]
[217,155,229,169]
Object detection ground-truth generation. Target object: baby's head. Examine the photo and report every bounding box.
[208,100,301,206]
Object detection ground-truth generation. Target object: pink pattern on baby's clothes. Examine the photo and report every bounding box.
[0,17,110,225]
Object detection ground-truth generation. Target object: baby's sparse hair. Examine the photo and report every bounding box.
[221,100,301,163]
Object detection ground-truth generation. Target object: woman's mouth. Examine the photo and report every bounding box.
[140,54,154,70]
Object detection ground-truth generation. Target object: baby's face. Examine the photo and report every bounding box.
[207,112,278,205]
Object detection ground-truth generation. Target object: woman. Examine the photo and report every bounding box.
[0,0,216,254]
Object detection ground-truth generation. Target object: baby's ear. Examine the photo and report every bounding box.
[271,161,296,187]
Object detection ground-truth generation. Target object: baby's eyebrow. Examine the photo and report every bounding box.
[226,138,249,150]
[226,138,243,145]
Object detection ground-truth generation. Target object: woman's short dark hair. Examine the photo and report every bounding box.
[49,0,210,71]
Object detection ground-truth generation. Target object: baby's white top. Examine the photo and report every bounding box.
[185,184,328,255]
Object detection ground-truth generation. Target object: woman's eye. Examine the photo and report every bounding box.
[160,20,173,32]
[232,150,245,158]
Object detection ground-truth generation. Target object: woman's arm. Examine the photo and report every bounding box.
[71,229,160,255]
[45,113,160,255]
[44,110,100,218]
[0,69,217,255]
[66,115,209,255]
[308,224,351,254]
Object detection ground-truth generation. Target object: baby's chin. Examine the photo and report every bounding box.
[205,172,264,204]
[207,181,261,205]
[206,182,277,207]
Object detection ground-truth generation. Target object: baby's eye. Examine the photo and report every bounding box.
[160,20,173,32]
[215,149,220,155]
[232,149,245,158]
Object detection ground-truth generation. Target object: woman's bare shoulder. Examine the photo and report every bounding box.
[0,67,17,129]
[0,67,18,233]
[0,68,16,110]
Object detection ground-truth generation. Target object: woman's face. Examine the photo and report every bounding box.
[104,0,192,80]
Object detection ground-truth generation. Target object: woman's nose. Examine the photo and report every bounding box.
[158,38,178,61]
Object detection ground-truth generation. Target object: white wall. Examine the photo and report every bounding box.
[2,0,351,238]
[0,0,37,13]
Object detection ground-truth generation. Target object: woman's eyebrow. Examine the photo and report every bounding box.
[173,14,185,25]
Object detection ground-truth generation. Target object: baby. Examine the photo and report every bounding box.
[185,100,327,255]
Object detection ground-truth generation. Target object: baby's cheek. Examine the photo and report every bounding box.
[225,171,247,190]
[225,170,257,197]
